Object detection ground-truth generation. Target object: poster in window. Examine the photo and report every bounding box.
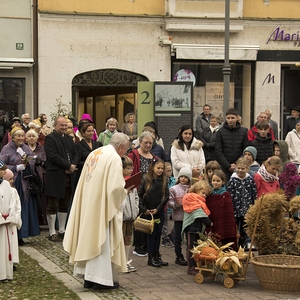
[205,82,235,117]
[154,82,193,111]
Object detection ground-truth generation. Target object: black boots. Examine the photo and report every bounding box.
[156,252,169,266]
[148,253,161,267]
[175,253,187,266]
[147,253,169,267]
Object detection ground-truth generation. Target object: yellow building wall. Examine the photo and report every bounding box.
[38,0,164,16]
[244,0,300,19]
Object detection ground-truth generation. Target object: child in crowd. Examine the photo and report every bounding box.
[4,168,22,272]
[168,166,192,266]
[273,140,290,172]
[243,146,260,177]
[138,158,169,267]
[182,181,212,275]
[254,156,281,198]
[121,156,139,273]
[250,123,274,165]
[227,158,257,249]
[206,170,237,250]
[203,160,221,185]
[161,162,176,247]
[0,161,21,282]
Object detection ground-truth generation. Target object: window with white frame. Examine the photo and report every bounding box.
[167,0,243,18]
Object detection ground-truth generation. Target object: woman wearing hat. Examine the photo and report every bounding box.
[284,107,300,139]
[0,126,40,245]
[1,117,21,148]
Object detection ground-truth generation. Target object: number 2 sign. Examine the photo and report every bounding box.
[137,82,154,135]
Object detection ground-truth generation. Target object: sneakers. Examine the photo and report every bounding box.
[127,259,137,272]
[48,234,58,241]
[133,248,148,257]
[162,239,174,247]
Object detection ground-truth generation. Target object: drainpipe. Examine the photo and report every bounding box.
[32,0,38,117]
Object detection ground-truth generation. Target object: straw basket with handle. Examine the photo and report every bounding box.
[133,213,154,234]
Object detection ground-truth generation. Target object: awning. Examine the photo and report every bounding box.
[0,58,34,69]
[173,44,260,60]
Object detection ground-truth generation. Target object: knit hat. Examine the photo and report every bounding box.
[29,119,42,128]
[10,126,24,137]
[178,166,192,181]
[144,121,157,134]
[226,108,239,116]
[243,146,257,160]
[12,117,21,123]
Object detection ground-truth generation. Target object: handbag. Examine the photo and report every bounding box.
[133,213,154,234]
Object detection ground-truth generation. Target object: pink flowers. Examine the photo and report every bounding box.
[279,163,300,199]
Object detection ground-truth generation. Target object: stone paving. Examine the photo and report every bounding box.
[20,229,300,300]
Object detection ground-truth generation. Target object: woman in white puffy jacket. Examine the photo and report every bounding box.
[285,120,300,166]
[170,125,206,180]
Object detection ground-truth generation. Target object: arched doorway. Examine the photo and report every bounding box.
[72,68,148,132]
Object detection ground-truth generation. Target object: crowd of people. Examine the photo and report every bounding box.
[1,106,300,290]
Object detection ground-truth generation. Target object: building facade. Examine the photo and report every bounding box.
[2,0,300,138]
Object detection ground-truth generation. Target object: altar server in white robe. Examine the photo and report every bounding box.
[63,133,132,290]
[4,168,22,267]
[0,161,21,282]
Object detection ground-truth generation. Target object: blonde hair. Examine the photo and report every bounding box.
[122,156,133,168]
[106,118,119,129]
[264,156,281,167]
[235,157,250,168]
[188,180,212,195]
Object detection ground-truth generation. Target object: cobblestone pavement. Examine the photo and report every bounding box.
[22,230,300,300]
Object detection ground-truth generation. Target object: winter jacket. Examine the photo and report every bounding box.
[251,134,274,165]
[248,123,275,141]
[168,183,189,221]
[215,122,249,173]
[273,140,290,171]
[170,138,205,179]
[284,117,300,139]
[285,129,300,164]
[123,188,139,221]
[254,172,280,198]
[195,112,211,136]
[199,126,219,161]
[138,177,169,213]
[227,173,257,218]
[206,190,237,242]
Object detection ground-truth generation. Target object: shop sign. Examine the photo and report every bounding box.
[266,26,300,46]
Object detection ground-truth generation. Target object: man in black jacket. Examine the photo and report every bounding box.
[284,107,300,138]
[44,116,79,241]
[215,108,249,180]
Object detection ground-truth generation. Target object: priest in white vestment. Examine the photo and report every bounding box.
[63,133,130,290]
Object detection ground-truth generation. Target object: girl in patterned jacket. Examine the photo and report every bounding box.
[227,157,257,249]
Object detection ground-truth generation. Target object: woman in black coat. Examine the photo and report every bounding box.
[75,122,102,186]
[199,115,220,163]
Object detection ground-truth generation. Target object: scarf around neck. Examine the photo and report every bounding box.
[212,185,226,194]
[258,164,278,182]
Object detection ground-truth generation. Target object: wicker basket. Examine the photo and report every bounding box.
[251,254,300,293]
[133,213,154,234]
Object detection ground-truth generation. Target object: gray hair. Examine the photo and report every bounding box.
[139,131,154,143]
[21,113,30,121]
[110,132,129,148]
[26,129,38,139]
